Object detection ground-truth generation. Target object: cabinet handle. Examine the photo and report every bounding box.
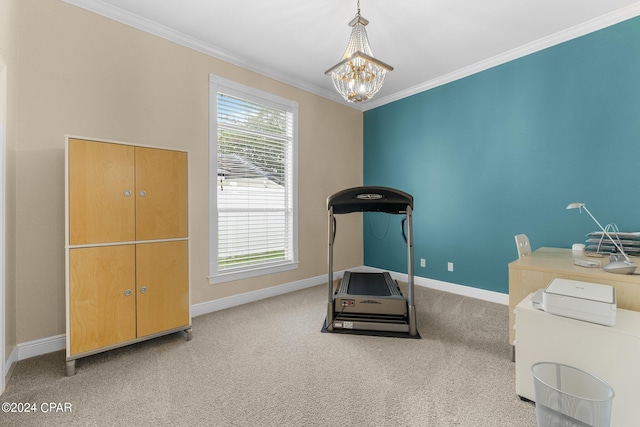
[124,289,132,296]
[123,190,132,197]
[139,190,147,197]
[140,287,148,294]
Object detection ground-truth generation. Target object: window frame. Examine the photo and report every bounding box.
[208,75,299,284]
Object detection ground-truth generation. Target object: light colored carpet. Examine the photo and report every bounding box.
[1,284,536,426]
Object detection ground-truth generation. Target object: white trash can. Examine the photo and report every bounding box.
[532,362,614,427]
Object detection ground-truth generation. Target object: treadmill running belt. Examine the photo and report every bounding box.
[347,272,391,296]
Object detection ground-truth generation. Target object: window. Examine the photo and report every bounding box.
[209,75,298,284]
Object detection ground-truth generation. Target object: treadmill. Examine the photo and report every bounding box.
[324,186,418,337]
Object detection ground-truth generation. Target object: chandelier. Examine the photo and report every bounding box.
[325,0,393,103]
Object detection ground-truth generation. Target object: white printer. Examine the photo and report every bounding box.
[530,278,617,326]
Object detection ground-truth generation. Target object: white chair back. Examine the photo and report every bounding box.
[515,234,531,258]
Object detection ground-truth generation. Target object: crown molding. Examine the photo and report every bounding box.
[63,0,345,105]
[362,3,640,111]
[64,1,640,113]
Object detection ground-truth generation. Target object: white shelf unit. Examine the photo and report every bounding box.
[514,293,640,426]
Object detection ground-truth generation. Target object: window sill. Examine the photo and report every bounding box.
[208,261,299,285]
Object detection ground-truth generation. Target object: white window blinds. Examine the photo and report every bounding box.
[209,76,298,283]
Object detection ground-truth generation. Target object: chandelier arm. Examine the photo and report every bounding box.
[325,0,393,103]
[325,52,393,75]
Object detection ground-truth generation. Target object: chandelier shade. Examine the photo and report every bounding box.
[325,2,393,103]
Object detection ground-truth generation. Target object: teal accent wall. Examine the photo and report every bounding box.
[363,16,640,294]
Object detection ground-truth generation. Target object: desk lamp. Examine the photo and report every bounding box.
[566,202,637,274]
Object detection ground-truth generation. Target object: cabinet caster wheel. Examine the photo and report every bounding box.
[66,360,76,377]
[185,328,193,341]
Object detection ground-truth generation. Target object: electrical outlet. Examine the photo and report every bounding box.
[448,262,454,272]
[420,258,426,268]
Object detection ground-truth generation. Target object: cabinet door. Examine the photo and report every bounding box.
[136,241,189,337]
[69,245,136,355]
[135,147,188,240]
[68,139,135,245]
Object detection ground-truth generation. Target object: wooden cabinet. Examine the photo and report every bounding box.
[135,241,189,337]
[134,147,188,241]
[69,245,136,355]
[68,139,188,244]
[68,140,135,244]
[66,138,191,376]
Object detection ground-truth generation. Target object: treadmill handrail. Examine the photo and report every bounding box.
[327,186,413,214]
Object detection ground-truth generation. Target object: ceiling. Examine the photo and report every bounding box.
[65,0,640,111]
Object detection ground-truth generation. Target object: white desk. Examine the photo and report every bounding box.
[515,293,640,426]
[508,247,640,344]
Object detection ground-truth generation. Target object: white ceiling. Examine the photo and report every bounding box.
[65,0,640,111]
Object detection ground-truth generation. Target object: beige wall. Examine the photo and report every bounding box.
[1,0,18,366]
[13,0,363,344]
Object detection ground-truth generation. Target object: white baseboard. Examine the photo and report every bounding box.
[359,266,509,305]
[5,267,507,372]
[3,334,65,389]
[416,276,508,305]
[190,265,507,316]
[191,269,348,317]
[18,334,65,360]
[4,345,17,386]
